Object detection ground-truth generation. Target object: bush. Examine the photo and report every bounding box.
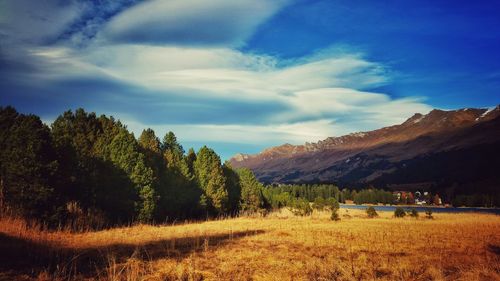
[343,209,352,219]
[366,206,378,218]
[425,208,433,219]
[326,197,340,210]
[409,209,419,218]
[312,197,326,211]
[330,208,340,221]
[394,207,406,218]
[291,198,312,216]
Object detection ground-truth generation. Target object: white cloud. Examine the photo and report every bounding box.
[120,94,431,148]
[122,118,338,145]
[281,88,431,123]
[0,0,83,45]
[43,45,386,100]
[100,0,290,46]
[28,43,432,149]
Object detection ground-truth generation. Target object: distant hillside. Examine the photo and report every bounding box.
[230,106,500,197]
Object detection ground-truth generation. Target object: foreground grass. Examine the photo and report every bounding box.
[0,209,499,281]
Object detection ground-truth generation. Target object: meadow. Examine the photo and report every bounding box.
[0,209,499,281]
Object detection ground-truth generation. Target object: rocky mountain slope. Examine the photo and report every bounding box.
[230,106,500,195]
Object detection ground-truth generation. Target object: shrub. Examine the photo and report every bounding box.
[343,209,352,219]
[425,208,433,219]
[326,197,340,210]
[330,208,340,221]
[291,199,312,216]
[394,207,406,218]
[409,209,419,218]
[312,197,326,211]
[366,206,378,218]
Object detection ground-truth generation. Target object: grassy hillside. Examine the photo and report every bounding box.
[0,209,499,280]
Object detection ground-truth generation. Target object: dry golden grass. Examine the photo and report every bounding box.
[0,209,499,281]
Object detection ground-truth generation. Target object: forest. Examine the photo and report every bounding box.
[0,106,268,228]
[263,185,396,208]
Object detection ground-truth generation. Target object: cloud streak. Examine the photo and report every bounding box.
[100,0,290,46]
[18,44,431,143]
[0,0,82,45]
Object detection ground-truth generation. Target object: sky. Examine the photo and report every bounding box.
[1,0,499,160]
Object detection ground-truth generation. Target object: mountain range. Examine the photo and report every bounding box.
[230,106,500,197]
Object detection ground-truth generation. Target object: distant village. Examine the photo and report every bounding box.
[270,183,447,207]
[341,190,444,206]
[392,191,442,205]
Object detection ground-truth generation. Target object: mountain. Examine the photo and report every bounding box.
[230,106,500,196]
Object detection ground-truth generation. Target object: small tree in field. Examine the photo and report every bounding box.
[410,209,419,218]
[326,197,340,211]
[394,207,406,218]
[330,207,340,221]
[366,206,378,218]
[425,208,433,219]
[291,198,312,216]
[312,197,326,211]
[327,197,340,221]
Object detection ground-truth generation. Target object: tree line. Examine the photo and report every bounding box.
[451,194,497,208]
[261,184,478,208]
[0,107,267,228]
[262,184,396,208]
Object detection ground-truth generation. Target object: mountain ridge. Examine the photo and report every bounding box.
[232,106,499,164]
[230,106,500,197]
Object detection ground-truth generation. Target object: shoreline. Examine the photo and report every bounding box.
[339,203,500,215]
[340,203,499,210]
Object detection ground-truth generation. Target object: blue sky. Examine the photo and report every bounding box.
[1,0,499,160]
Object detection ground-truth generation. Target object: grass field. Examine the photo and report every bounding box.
[0,209,499,280]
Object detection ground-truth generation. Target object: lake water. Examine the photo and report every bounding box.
[340,204,500,215]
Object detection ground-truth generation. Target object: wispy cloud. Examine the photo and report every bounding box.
[99,0,290,46]
[18,44,431,145]
[0,1,82,45]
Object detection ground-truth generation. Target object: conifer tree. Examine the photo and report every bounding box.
[110,130,157,222]
[237,168,264,213]
[194,146,228,215]
[186,148,197,175]
[222,163,241,214]
[0,107,59,221]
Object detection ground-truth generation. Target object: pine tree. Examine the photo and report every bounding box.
[51,109,154,224]
[138,129,164,219]
[193,146,228,215]
[159,132,201,219]
[162,131,184,155]
[0,107,59,221]
[237,168,264,213]
[186,148,197,175]
[51,109,103,214]
[110,130,157,223]
[139,129,161,154]
[222,163,241,214]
